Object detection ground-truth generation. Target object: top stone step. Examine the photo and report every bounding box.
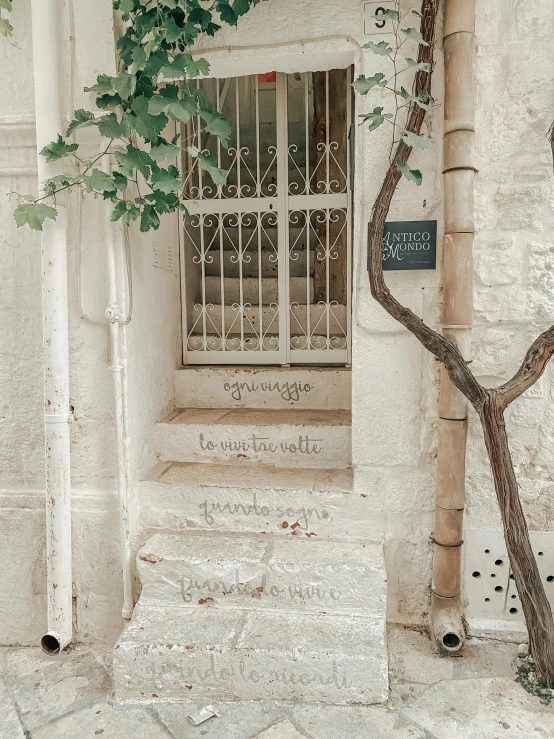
[175,367,351,410]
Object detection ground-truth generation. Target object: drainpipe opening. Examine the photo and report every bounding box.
[41,633,61,655]
[442,632,462,651]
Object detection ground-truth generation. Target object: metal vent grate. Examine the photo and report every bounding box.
[464,530,554,628]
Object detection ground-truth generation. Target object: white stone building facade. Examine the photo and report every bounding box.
[1,0,553,704]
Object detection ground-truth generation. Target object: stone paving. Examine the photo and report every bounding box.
[1,628,553,738]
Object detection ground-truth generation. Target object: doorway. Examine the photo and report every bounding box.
[180,69,352,365]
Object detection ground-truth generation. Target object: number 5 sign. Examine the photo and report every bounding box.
[362,1,397,35]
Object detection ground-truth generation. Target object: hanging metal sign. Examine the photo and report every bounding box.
[362,1,397,35]
[380,220,437,271]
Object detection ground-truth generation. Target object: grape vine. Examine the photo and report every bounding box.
[13,0,262,231]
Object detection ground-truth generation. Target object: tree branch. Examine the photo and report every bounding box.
[366,0,485,410]
[497,327,554,409]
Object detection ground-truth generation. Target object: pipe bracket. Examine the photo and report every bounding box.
[431,537,464,548]
[105,304,120,323]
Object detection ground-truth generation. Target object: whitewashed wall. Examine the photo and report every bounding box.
[462,0,554,630]
[0,0,180,645]
[0,0,553,646]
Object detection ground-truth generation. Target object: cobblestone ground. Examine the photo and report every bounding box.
[1,628,553,738]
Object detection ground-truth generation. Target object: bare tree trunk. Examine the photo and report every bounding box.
[365,0,554,686]
[480,393,554,683]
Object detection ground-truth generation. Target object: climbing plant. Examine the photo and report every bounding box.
[353,5,434,185]
[0,0,15,45]
[13,0,262,232]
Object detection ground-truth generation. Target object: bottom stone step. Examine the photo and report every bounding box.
[114,606,388,705]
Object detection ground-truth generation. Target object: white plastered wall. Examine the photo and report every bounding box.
[462,0,554,631]
[0,0,181,645]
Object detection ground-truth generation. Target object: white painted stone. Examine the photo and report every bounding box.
[0,677,25,739]
[175,367,351,410]
[32,701,170,739]
[155,701,289,739]
[137,533,386,616]
[114,606,388,704]
[155,409,352,468]
[256,720,305,739]
[401,677,554,739]
[354,288,424,334]
[5,647,111,732]
[463,529,554,630]
[139,462,385,540]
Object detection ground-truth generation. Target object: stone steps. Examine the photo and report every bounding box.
[137,533,385,616]
[113,605,388,704]
[138,462,383,540]
[155,408,351,468]
[188,303,347,336]
[204,247,314,278]
[174,367,351,410]
[204,276,313,305]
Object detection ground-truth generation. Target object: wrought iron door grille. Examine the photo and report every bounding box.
[180,70,352,365]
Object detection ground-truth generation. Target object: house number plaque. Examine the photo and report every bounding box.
[362,1,397,35]
[378,220,437,271]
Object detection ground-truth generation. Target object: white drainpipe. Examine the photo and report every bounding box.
[31,0,73,654]
[102,152,134,621]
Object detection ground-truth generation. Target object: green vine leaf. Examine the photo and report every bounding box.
[358,107,392,132]
[399,87,433,111]
[84,74,115,95]
[97,113,129,139]
[150,165,182,195]
[82,168,118,197]
[161,53,210,80]
[187,145,227,185]
[40,135,79,162]
[405,58,431,72]
[112,171,128,191]
[363,41,393,56]
[44,175,79,196]
[149,89,197,123]
[142,49,170,79]
[402,130,432,149]
[14,203,58,230]
[0,16,13,39]
[111,200,141,225]
[199,109,232,148]
[352,73,387,95]
[163,16,185,43]
[114,145,155,179]
[112,73,136,100]
[0,0,13,11]
[217,1,238,25]
[125,96,168,141]
[140,205,160,232]
[367,8,399,21]
[66,110,97,136]
[401,27,429,46]
[150,141,181,163]
[396,158,423,186]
